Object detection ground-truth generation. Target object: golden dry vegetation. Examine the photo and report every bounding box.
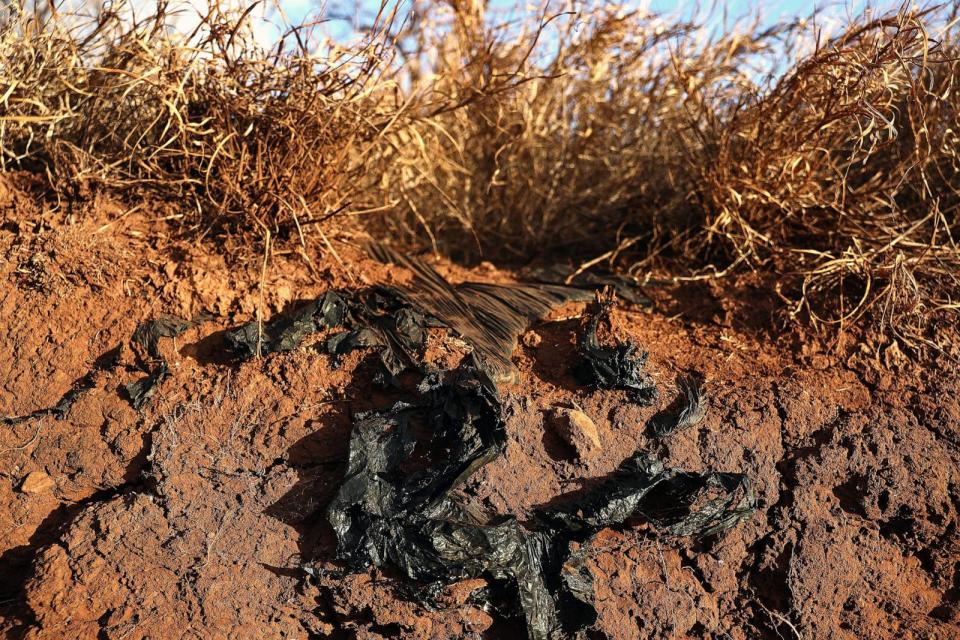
[1,0,958,339]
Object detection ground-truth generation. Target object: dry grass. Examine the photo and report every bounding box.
[370,1,959,337]
[2,1,959,337]
[0,0,407,243]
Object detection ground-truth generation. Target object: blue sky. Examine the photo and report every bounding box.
[256,0,909,46]
[305,1,907,28]
[645,0,904,23]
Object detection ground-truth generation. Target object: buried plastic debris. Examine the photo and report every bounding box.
[226,245,592,384]
[225,291,352,359]
[311,262,755,638]
[125,314,203,409]
[2,346,122,426]
[225,288,441,385]
[573,293,657,404]
[2,370,99,425]
[1,314,202,418]
[325,368,755,639]
[37,246,749,637]
[365,243,595,383]
[122,246,594,408]
[124,363,170,410]
[538,449,753,538]
[3,314,200,421]
[130,314,199,359]
[646,373,708,438]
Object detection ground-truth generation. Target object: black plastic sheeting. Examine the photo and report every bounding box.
[1,315,197,422]
[125,315,205,409]
[523,264,653,307]
[573,295,658,405]
[325,368,754,639]
[4,244,755,638]
[130,314,198,359]
[310,251,755,640]
[226,289,438,386]
[226,244,592,385]
[2,314,200,422]
[219,249,755,638]
[3,342,125,425]
[646,373,708,438]
[364,243,594,383]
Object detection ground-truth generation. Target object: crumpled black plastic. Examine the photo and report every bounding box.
[539,450,754,537]
[224,291,353,359]
[225,246,592,385]
[224,288,442,386]
[2,370,98,425]
[646,373,708,438]
[573,294,657,404]
[130,314,199,359]
[125,314,202,409]
[3,314,200,421]
[326,368,755,639]
[309,259,755,638]
[124,362,170,409]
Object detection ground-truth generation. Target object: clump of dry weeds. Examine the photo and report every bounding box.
[372,2,959,337]
[0,0,406,243]
[1,1,958,338]
[697,9,960,333]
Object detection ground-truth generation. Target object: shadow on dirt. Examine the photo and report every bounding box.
[0,441,150,639]
[263,351,414,567]
[264,415,351,565]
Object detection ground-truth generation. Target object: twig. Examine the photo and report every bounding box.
[256,229,272,359]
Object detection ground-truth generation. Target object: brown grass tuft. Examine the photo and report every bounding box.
[0,0,406,241]
[370,2,960,337]
[1,1,958,337]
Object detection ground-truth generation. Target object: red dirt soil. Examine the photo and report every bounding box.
[0,173,958,639]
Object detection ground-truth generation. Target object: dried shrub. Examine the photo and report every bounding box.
[1,0,958,336]
[696,10,960,331]
[370,2,959,335]
[0,0,403,239]
[369,3,715,259]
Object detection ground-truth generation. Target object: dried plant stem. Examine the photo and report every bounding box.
[256,229,271,359]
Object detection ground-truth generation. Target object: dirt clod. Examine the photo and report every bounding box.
[19,471,54,494]
[523,330,542,347]
[438,578,487,608]
[550,407,603,459]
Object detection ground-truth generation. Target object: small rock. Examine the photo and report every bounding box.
[883,340,907,368]
[20,471,54,494]
[522,330,542,348]
[275,284,293,305]
[810,353,831,370]
[438,578,487,607]
[550,408,602,459]
[461,606,494,632]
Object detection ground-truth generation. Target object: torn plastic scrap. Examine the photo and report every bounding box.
[573,295,657,404]
[325,370,755,640]
[646,373,708,438]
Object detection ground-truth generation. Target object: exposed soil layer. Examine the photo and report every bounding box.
[1,173,958,639]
